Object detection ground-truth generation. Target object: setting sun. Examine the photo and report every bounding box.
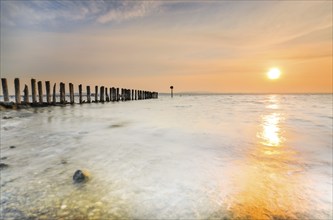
[267,68,281,80]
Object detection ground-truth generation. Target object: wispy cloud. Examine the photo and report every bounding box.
[97,1,160,24]
[0,0,160,27]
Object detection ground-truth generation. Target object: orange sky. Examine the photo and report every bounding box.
[1,1,332,94]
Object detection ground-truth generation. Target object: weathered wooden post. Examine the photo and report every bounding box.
[45,81,51,104]
[116,88,119,101]
[86,86,91,103]
[52,83,56,104]
[31,78,37,103]
[23,84,29,103]
[14,78,21,104]
[99,86,105,102]
[135,90,137,100]
[95,86,98,102]
[37,81,43,103]
[69,83,74,104]
[131,89,134,100]
[170,86,174,98]
[79,84,82,104]
[105,87,109,102]
[1,78,9,102]
[110,87,116,102]
[60,82,65,104]
[109,88,112,102]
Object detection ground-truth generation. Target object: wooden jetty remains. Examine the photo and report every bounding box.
[0,78,158,109]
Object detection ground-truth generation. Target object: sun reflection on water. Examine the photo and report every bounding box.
[257,113,283,147]
[227,95,309,219]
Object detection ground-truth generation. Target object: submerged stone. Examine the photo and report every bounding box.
[73,170,90,183]
[0,163,9,170]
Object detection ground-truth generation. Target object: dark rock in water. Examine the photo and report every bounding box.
[2,116,13,119]
[0,163,9,170]
[9,146,16,149]
[73,170,90,183]
[0,102,16,109]
[1,157,7,160]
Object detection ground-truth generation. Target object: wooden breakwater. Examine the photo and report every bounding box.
[0,78,158,109]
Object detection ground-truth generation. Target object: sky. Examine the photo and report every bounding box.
[1,0,332,94]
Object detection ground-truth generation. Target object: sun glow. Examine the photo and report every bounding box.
[267,68,281,80]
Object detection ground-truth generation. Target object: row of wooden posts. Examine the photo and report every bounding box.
[1,78,158,105]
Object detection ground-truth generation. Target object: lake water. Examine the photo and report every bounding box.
[1,94,332,219]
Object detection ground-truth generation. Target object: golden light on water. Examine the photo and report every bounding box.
[228,95,309,219]
[257,113,283,147]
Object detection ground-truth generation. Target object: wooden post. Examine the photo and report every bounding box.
[95,86,98,102]
[109,88,112,102]
[105,87,109,102]
[60,82,65,104]
[111,87,115,101]
[131,89,134,100]
[52,83,56,104]
[1,78,9,102]
[86,86,91,103]
[79,84,82,104]
[69,83,74,104]
[116,88,119,101]
[170,86,174,98]
[100,86,105,102]
[45,81,51,104]
[62,83,66,103]
[23,84,29,103]
[135,90,137,100]
[37,81,43,103]
[14,78,21,104]
[31,78,37,103]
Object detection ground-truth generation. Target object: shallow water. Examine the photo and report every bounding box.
[1,94,332,219]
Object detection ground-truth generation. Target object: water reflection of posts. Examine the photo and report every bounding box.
[170,86,174,98]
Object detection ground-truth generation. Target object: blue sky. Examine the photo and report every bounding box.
[1,0,332,93]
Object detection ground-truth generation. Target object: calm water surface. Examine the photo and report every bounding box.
[1,94,332,219]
